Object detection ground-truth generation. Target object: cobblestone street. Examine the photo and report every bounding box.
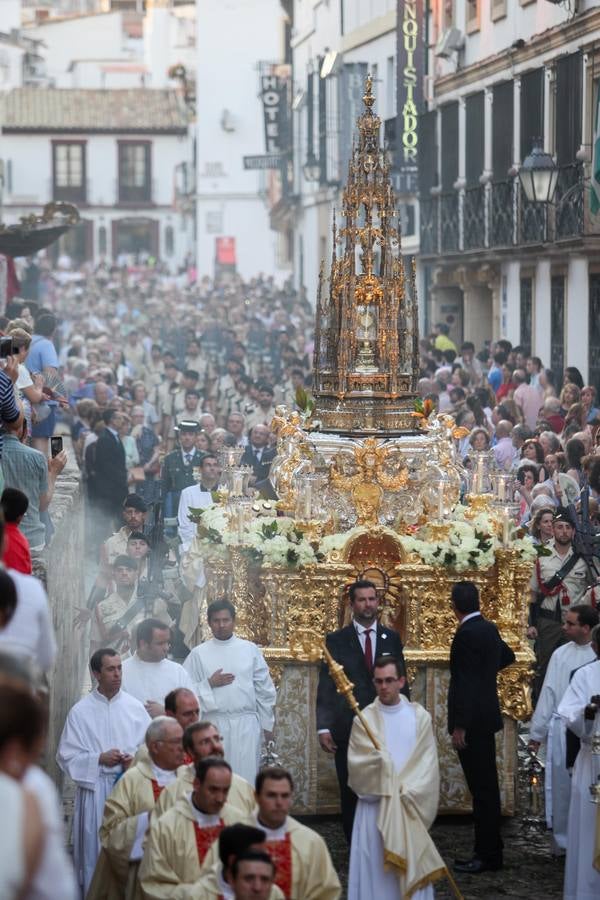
[311,813,564,899]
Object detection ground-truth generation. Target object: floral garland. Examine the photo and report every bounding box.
[189,504,537,572]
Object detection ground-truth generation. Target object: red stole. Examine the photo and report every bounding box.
[150,779,164,802]
[193,819,224,864]
[265,832,293,899]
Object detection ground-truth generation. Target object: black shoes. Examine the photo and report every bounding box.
[453,857,503,874]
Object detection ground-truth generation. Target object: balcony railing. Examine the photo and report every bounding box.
[419,164,590,256]
[440,192,459,252]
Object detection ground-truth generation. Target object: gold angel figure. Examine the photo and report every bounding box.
[330,438,409,525]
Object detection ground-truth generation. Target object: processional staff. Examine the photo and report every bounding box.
[322,644,465,900]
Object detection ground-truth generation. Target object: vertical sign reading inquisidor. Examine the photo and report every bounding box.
[396,0,423,194]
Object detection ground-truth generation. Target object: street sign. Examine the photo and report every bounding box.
[243,154,282,170]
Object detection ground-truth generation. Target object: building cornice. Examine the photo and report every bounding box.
[340,10,395,53]
[434,7,600,97]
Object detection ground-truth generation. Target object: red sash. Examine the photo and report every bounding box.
[535,558,571,606]
[265,833,292,899]
[150,780,164,802]
[193,819,224,864]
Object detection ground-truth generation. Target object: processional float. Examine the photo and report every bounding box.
[186,76,536,815]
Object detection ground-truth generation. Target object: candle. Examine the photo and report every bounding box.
[302,482,312,520]
[437,486,444,521]
[502,507,510,546]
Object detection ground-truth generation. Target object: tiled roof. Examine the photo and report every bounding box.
[0,88,189,134]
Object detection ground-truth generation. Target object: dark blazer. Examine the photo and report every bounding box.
[240,445,276,482]
[316,622,409,745]
[448,614,515,735]
[93,428,128,508]
[161,448,205,495]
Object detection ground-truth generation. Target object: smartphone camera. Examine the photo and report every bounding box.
[50,437,64,458]
[0,336,14,358]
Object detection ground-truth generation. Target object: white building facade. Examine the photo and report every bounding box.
[418,0,600,390]
[195,0,291,282]
[287,0,419,307]
[0,87,193,268]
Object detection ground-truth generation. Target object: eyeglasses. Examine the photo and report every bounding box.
[373,677,398,685]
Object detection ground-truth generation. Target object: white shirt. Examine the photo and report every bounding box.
[121,654,196,706]
[353,620,375,659]
[530,641,596,742]
[177,484,213,551]
[460,611,482,626]
[0,569,57,673]
[23,767,77,900]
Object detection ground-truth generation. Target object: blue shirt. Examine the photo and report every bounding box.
[26,335,59,373]
[1,433,48,548]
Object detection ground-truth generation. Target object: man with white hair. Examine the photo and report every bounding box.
[88,716,183,898]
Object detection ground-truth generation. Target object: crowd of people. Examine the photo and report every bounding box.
[0,257,600,899]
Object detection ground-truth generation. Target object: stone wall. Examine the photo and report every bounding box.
[44,459,87,783]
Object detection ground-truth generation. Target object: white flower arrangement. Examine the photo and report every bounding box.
[191,503,536,572]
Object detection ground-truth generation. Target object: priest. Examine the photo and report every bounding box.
[56,649,151,896]
[558,623,600,900]
[139,757,245,898]
[347,656,445,900]
[87,717,183,899]
[195,824,284,899]
[528,604,599,853]
[155,721,255,819]
[183,599,276,782]
[205,766,341,899]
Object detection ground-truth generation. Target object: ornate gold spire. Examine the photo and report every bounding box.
[312,75,420,434]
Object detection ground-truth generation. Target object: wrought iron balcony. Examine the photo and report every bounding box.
[440,192,459,252]
[489,180,514,248]
[420,197,438,255]
[418,163,594,257]
[463,185,486,251]
[555,163,584,240]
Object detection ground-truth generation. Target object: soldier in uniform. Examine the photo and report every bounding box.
[161,421,206,533]
[528,508,594,698]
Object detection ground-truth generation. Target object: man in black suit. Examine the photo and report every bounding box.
[161,421,205,531]
[316,579,408,843]
[240,424,276,483]
[92,408,129,535]
[448,580,515,874]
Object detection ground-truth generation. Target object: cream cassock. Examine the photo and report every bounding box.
[56,689,150,895]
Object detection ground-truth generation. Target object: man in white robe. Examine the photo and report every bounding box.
[121,618,196,717]
[183,599,276,783]
[347,656,445,900]
[177,455,220,552]
[558,623,600,900]
[56,649,150,896]
[528,604,598,854]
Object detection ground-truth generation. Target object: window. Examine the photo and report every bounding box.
[465,92,484,187]
[492,81,514,179]
[440,102,459,191]
[118,141,151,204]
[466,0,479,33]
[491,0,506,21]
[555,52,582,166]
[520,69,544,162]
[52,141,86,203]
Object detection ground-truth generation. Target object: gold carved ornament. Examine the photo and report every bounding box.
[329,438,409,526]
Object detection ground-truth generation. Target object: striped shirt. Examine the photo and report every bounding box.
[0,370,20,459]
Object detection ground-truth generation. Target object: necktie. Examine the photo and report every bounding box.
[363,628,373,672]
[184,453,192,465]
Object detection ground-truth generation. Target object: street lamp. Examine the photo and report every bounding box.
[518,141,559,205]
[303,153,321,182]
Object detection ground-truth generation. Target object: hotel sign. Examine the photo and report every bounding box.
[396,0,423,193]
